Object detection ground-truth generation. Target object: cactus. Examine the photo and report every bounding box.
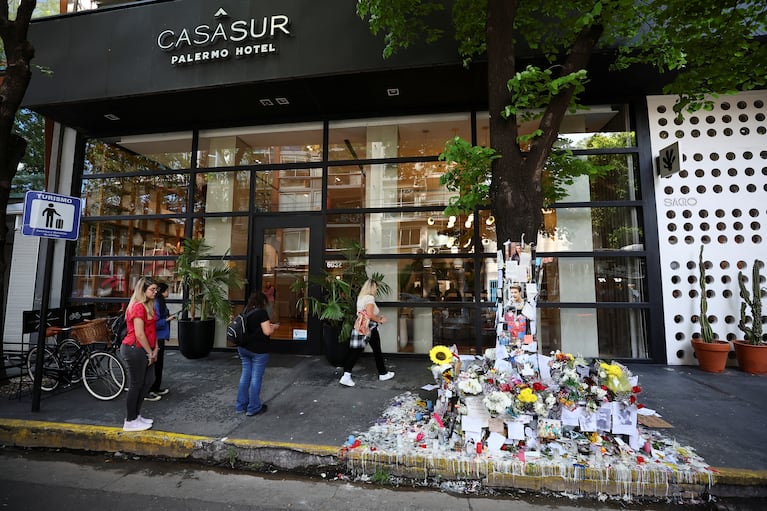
[698,246,715,343]
[737,260,764,345]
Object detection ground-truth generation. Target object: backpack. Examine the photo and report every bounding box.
[108,312,128,348]
[226,308,258,347]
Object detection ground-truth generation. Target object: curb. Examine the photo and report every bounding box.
[2,419,767,499]
[0,419,342,472]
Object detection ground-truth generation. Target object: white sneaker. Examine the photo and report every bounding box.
[123,419,152,432]
[339,374,355,387]
[379,371,395,381]
[137,415,153,425]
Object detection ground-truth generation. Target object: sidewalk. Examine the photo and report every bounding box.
[1,349,766,498]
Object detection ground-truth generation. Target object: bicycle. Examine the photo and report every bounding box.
[26,319,126,400]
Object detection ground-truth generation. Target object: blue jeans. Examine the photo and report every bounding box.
[236,347,269,414]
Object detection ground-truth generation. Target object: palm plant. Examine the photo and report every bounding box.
[292,239,390,343]
[175,237,244,322]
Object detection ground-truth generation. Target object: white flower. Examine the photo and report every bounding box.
[534,401,548,417]
[458,378,483,395]
[483,391,512,415]
[484,348,496,361]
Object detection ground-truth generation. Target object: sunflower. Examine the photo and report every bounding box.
[429,345,453,365]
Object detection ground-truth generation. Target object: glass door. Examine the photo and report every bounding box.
[252,216,323,349]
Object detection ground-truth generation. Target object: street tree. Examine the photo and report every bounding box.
[357,0,767,246]
[0,0,37,379]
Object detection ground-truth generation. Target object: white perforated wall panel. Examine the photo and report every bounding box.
[647,91,767,365]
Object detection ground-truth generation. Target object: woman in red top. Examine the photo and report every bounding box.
[120,277,159,431]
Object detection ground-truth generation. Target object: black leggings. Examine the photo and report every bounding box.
[343,327,387,375]
[120,343,156,421]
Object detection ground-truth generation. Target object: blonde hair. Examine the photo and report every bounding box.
[128,277,156,318]
[358,279,378,298]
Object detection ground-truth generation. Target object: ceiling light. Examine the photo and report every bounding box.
[386,88,399,96]
[260,99,274,106]
[275,97,289,105]
[104,113,120,121]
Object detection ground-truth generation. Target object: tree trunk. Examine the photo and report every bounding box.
[487,0,531,246]
[486,0,602,248]
[0,0,38,382]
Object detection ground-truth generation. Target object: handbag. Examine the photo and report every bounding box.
[353,310,371,336]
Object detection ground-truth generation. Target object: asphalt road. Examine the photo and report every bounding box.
[3,448,765,511]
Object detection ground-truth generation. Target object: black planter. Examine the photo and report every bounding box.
[323,324,349,367]
[177,318,216,359]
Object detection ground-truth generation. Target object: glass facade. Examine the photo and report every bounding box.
[71,106,651,359]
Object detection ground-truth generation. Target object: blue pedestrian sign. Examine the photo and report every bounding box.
[21,191,83,241]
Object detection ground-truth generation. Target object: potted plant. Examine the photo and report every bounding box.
[174,238,245,359]
[291,239,390,366]
[733,259,766,374]
[690,246,730,372]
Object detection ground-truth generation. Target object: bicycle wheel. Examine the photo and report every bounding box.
[82,351,125,400]
[26,347,61,392]
[58,339,83,384]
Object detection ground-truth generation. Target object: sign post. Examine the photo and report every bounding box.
[22,190,83,240]
[657,142,681,178]
[21,191,83,412]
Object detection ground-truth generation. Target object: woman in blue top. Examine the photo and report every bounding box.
[147,282,175,401]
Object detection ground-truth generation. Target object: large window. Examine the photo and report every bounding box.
[72,106,652,360]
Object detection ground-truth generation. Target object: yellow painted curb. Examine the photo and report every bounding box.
[224,437,341,457]
[0,418,343,467]
[0,418,210,458]
[711,467,767,486]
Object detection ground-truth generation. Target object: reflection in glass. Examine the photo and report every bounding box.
[189,217,249,257]
[536,207,644,252]
[538,307,649,359]
[253,169,322,212]
[380,306,501,356]
[327,162,452,210]
[84,133,193,174]
[546,154,640,203]
[326,213,363,251]
[537,257,647,303]
[198,123,323,168]
[364,211,476,255]
[328,113,470,160]
[390,258,480,302]
[476,105,634,148]
[262,227,310,341]
[78,218,184,259]
[82,174,189,217]
[193,171,250,213]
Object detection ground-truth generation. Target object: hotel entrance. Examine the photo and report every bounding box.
[251,216,324,352]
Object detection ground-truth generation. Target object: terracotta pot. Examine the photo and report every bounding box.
[733,340,767,375]
[690,338,730,373]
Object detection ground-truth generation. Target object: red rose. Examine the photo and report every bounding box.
[632,385,642,394]
[533,382,547,391]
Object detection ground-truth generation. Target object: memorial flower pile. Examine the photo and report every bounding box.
[346,338,712,501]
